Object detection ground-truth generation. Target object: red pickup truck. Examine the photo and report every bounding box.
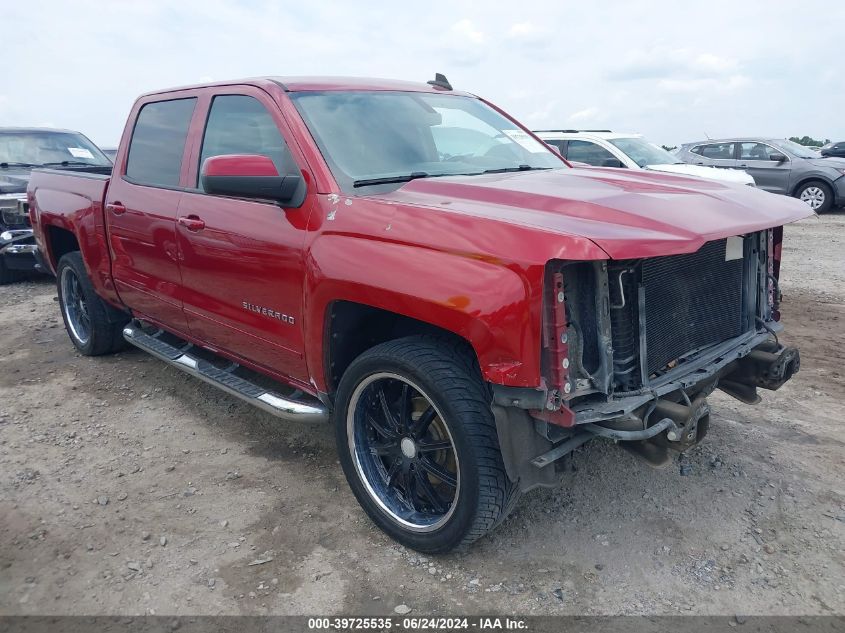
[28,75,811,553]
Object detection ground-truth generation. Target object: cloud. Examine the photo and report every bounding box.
[568,107,600,122]
[657,74,750,94]
[608,47,741,81]
[449,19,485,44]
[2,0,843,147]
[438,19,487,66]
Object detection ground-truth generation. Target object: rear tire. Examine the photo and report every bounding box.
[334,336,519,553]
[795,180,833,213]
[57,252,129,356]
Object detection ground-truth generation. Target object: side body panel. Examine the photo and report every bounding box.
[28,170,119,305]
[105,181,187,327]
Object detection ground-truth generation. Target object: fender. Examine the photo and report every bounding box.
[304,232,546,391]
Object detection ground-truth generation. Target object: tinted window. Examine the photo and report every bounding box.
[565,140,618,166]
[199,95,296,187]
[692,143,735,160]
[739,142,776,161]
[126,99,196,187]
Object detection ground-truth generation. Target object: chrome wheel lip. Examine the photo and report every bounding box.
[61,267,90,345]
[800,186,825,210]
[347,372,460,533]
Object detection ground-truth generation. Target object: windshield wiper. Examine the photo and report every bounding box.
[352,172,436,188]
[352,165,553,188]
[39,161,96,167]
[0,162,37,168]
[482,165,551,174]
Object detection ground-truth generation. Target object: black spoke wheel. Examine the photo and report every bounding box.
[334,336,519,553]
[348,373,460,532]
[61,266,92,345]
[56,252,129,356]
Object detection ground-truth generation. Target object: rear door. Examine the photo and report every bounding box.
[105,94,200,331]
[737,142,791,193]
[688,142,738,170]
[175,87,312,382]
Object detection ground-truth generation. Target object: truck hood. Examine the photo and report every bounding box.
[644,162,755,186]
[381,167,813,259]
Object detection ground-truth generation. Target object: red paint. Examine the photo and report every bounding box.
[28,76,814,405]
[202,154,279,177]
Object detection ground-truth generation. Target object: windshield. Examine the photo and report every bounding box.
[607,137,679,167]
[768,139,818,159]
[290,91,564,192]
[0,131,111,167]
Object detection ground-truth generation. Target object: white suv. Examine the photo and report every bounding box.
[534,130,755,186]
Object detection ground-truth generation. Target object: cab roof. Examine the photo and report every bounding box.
[0,127,80,134]
[140,76,475,99]
[534,130,642,140]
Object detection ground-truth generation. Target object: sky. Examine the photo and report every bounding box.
[4,0,844,148]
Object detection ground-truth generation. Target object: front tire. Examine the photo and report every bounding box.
[795,180,833,213]
[57,252,128,356]
[334,336,518,553]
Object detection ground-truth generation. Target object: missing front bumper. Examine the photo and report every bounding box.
[718,342,800,404]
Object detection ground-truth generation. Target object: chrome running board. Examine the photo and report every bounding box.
[122,323,328,423]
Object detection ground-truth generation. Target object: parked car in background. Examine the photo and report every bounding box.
[101,147,118,162]
[820,141,845,158]
[534,130,755,186]
[677,138,845,213]
[0,127,113,282]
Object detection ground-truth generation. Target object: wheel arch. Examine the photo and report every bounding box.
[44,224,80,271]
[322,300,479,396]
[791,175,834,197]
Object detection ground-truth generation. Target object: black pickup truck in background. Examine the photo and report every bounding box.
[0,127,112,283]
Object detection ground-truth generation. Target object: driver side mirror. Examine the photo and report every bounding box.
[768,152,787,163]
[201,154,305,207]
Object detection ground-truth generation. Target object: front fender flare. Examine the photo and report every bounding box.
[304,234,545,392]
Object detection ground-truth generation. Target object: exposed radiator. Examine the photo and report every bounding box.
[609,237,750,389]
[642,238,746,374]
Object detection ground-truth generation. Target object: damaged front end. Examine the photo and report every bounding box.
[493,228,800,492]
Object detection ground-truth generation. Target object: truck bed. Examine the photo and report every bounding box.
[28,167,116,302]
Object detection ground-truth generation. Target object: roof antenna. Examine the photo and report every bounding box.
[427,73,452,90]
[704,131,711,140]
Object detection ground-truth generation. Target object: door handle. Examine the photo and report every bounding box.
[106,202,127,215]
[178,215,205,232]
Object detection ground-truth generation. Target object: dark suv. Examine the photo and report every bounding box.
[676,137,845,213]
[0,127,112,283]
[820,141,845,159]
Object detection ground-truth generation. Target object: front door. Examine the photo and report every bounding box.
[106,96,198,331]
[176,89,312,382]
[736,142,791,194]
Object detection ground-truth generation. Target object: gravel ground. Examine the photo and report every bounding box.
[1,212,843,616]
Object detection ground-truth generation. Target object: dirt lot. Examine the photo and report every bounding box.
[1,212,844,617]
